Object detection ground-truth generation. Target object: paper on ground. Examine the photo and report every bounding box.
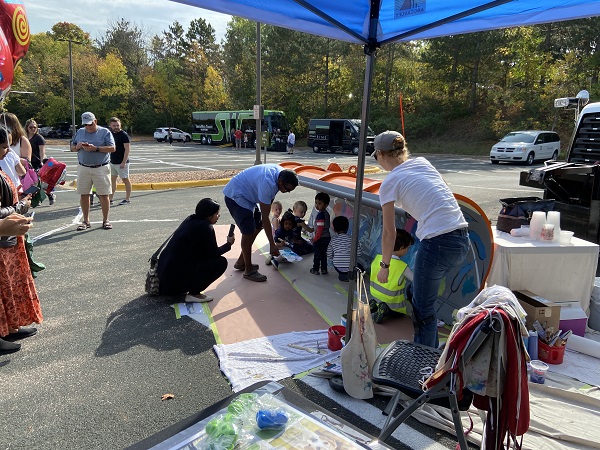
[214,330,338,392]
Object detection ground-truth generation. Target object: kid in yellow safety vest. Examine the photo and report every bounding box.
[370,228,414,323]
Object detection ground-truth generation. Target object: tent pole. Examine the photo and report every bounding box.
[345,45,376,342]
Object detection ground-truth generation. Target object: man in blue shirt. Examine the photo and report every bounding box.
[70,112,115,231]
[223,164,298,282]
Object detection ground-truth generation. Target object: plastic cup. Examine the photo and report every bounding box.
[559,230,574,244]
[529,359,549,384]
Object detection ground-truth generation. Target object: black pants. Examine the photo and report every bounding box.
[159,256,227,295]
[312,237,330,272]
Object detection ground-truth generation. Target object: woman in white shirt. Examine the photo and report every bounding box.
[373,131,470,348]
[0,112,32,163]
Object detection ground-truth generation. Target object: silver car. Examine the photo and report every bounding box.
[490,130,560,165]
[154,127,191,143]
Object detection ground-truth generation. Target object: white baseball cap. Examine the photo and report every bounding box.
[81,112,96,125]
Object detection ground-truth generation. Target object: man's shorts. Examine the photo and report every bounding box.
[225,196,262,235]
[77,164,112,195]
[110,162,130,179]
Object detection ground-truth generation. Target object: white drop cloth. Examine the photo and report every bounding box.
[214,330,338,392]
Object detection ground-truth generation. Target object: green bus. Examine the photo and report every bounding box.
[191,110,290,151]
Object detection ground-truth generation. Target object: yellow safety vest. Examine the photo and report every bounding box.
[370,255,409,314]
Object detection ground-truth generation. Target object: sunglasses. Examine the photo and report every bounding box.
[84,123,95,127]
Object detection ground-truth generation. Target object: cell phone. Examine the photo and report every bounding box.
[228,224,235,237]
[24,211,35,219]
[23,185,40,196]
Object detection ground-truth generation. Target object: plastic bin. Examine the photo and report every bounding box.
[538,339,565,365]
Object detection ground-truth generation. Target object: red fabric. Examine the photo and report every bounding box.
[38,157,66,194]
[426,308,529,448]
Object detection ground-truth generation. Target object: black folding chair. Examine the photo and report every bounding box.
[372,317,498,448]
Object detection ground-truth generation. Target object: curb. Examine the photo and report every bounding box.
[70,166,382,191]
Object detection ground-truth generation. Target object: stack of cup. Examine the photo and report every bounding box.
[529,211,547,240]
[546,211,561,242]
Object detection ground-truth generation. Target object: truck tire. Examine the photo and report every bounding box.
[313,146,320,153]
[352,146,359,155]
[207,136,212,145]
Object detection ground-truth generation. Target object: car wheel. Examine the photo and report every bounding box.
[200,136,207,145]
[491,160,499,165]
[352,146,359,155]
[185,136,191,142]
[526,152,535,165]
[313,146,320,153]
[207,136,212,145]
[551,150,558,160]
[156,138,162,142]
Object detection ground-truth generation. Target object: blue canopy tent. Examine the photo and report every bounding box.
[170,0,600,337]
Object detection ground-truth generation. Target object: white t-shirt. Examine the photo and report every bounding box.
[379,157,467,240]
[0,149,22,189]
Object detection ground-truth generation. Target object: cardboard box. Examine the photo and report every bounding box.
[555,301,588,337]
[513,290,561,332]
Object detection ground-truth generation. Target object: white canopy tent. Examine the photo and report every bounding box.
[170,0,600,337]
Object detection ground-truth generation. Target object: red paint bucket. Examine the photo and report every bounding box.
[327,325,346,351]
[538,340,565,365]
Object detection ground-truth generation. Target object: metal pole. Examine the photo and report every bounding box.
[68,40,76,141]
[254,22,262,165]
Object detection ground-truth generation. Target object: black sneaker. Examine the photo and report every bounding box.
[321,269,328,275]
[372,302,391,324]
[310,268,320,275]
[369,299,378,313]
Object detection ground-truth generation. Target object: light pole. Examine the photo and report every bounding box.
[57,38,82,140]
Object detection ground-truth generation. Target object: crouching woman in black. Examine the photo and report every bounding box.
[157,198,234,302]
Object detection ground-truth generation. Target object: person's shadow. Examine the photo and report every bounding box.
[95,294,214,357]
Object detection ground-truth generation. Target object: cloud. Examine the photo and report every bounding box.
[25,0,231,41]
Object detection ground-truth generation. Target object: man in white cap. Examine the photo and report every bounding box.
[70,112,116,230]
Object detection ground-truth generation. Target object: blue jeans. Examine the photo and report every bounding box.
[412,228,470,348]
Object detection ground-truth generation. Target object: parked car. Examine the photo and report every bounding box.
[154,127,191,142]
[38,124,53,137]
[47,122,73,139]
[490,130,560,165]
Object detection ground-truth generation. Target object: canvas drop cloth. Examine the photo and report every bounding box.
[214,330,338,392]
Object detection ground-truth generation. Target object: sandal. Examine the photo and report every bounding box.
[102,220,113,230]
[243,270,267,282]
[76,221,91,231]
[233,262,259,271]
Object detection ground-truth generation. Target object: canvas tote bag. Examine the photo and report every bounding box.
[341,270,378,399]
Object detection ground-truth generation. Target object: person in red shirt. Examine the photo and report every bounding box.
[234,128,243,150]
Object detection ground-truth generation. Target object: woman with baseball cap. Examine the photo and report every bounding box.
[372,131,470,348]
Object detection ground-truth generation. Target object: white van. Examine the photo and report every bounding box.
[490,130,560,165]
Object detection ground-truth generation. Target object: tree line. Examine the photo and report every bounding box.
[7,17,600,145]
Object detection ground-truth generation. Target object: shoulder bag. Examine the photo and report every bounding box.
[145,232,174,295]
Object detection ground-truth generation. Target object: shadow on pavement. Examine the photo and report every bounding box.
[95,294,213,357]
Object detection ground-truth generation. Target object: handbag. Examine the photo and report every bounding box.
[341,270,378,399]
[497,196,555,233]
[145,232,174,295]
[20,159,39,192]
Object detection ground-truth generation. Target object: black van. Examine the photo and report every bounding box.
[308,119,375,155]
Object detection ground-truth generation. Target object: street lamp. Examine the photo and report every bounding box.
[57,38,82,140]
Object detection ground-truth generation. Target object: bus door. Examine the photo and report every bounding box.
[342,121,356,150]
[329,120,344,149]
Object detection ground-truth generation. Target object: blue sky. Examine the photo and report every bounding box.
[25,0,231,42]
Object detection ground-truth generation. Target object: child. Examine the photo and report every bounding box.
[273,211,296,248]
[289,200,313,255]
[303,193,331,275]
[270,200,282,237]
[369,228,414,324]
[327,216,362,281]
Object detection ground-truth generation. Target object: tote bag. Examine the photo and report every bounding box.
[341,271,378,399]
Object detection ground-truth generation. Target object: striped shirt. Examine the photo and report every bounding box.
[326,233,361,271]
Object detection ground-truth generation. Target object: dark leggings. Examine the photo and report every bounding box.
[312,237,330,272]
[159,256,227,295]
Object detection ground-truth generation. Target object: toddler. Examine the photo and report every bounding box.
[369,228,414,324]
[327,216,362,281]
[270,200,282,237]
[302,193,331,275]
[288,200,313,255]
